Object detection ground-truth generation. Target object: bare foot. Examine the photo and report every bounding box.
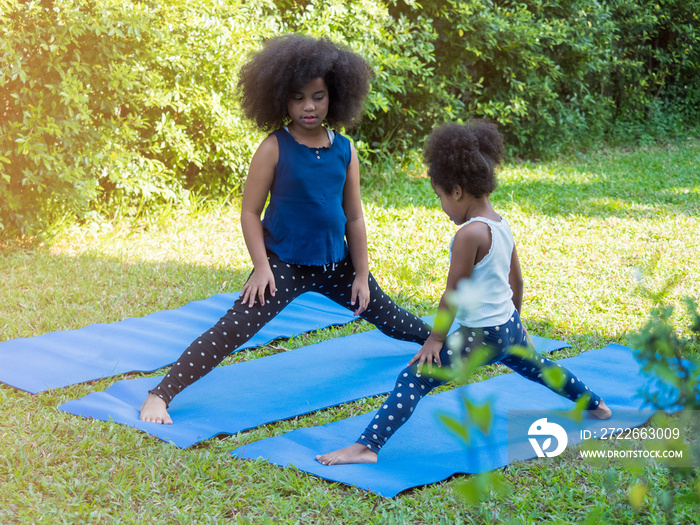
[588,399,612,420]
[139,393,173,425]
[316,443,378,465]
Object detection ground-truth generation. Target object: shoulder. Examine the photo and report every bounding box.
[331,130,355,166]
[451,220,491,258]
[255,133,280,156]
[249,133,280,172]
[454,219,491,245]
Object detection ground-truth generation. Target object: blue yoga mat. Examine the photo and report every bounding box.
[0,292,356,394]
[59,323,569,448]
[231,344,671,497]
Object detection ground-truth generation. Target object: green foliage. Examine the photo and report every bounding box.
[629,279,700,411]
[606,0,700,134]
[376,0,618,157]
[542,363,567,390]
[0,0,278,238]
[455,470,512,505]
[438,391,512,506]
[640,305,698,405]
[616,277,700,521]
[281,0,621,158]
[367,0,700,158]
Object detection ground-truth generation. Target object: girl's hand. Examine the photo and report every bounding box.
[241,266,276,308]
[408,338,444,370]
[350,276,370,316]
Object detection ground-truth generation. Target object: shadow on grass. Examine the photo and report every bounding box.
[0,249,253,341]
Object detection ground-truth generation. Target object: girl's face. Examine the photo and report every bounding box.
[287,77,329,131]
[432,181,468,225]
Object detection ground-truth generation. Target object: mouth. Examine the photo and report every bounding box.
[302,115,317,123]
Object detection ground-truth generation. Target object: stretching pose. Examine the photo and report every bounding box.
[140,34,430,424]
[316,121,612,465]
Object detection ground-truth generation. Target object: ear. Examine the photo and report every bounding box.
[452,185,464,200]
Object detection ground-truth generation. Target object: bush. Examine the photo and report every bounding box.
[339,0,699,159]
[605,0,700,142]
[426,0,617,156]
[608,0,700,119]
[0,0,279,238]
[289,0,700,160]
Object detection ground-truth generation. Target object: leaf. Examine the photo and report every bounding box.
[432,309,453,334]
[437,413,470,444]
[465,398,493,435]
[628,483,647,510]
[455,478,481,505]
[542,366,566,390]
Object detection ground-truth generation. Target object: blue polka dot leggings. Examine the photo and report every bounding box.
[150,251,431,405]
[356,309,602,453]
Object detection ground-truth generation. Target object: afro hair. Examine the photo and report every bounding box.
[423,120,504,198]
[237,33,372,131]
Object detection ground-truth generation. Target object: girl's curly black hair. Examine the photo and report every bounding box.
[423,121,504,198]
[237,33,372,131]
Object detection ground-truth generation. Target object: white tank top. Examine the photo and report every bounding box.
[451,216,516,327]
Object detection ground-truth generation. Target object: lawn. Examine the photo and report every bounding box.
[1,136,699,523]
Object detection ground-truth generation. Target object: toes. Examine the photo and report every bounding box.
[315,454,335,466]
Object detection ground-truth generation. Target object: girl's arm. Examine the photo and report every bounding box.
[408,222,491,368]
[509,246,524,314]
[342,144,370,315]
[240,135,278,307]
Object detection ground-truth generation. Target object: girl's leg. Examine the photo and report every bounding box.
[366,314,611,450]
[317,326,486,464]
[317,312,611,463]
[494,311,609,415]
[317,255,431,344]
[361,272,432,343]
[142,253,304,417]
[354,326,492,453]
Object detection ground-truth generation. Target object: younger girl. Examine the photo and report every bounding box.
[140,34,430,424]
[316,121,611,465]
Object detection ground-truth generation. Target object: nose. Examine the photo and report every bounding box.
[302,97,315,111]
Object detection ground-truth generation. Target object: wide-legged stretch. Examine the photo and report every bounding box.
[356,310,602,452]
[150,251,431,405]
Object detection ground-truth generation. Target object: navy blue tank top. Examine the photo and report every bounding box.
[261,128,351,265]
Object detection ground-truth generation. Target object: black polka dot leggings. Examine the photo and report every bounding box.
[356,309,603,453]
[150,251,431,405]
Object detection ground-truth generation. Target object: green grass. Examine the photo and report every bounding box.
[1,137,699,523]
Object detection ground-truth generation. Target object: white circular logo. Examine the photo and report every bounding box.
[528,417,568,458]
